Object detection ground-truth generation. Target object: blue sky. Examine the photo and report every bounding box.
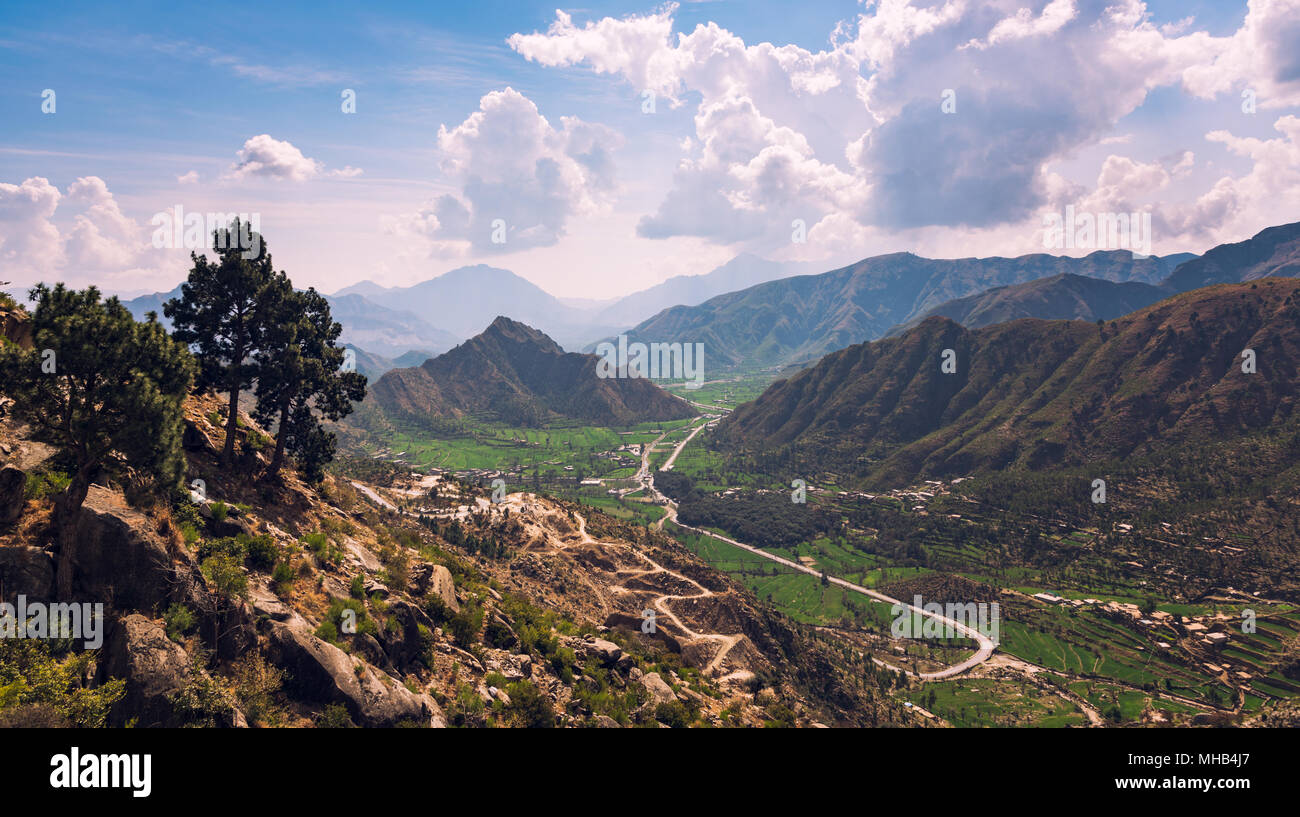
[2,0,1299,300]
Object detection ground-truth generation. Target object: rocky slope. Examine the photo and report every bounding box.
[1,369,898,726]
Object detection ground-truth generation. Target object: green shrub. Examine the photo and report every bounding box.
[23,469,70,502]
[484,616,516,649]
[163,604,196,642]
[447,602,483,649]
[317,598,377,643]
[200,554,248,600]
[271,560,294,592]
[654,699,692,728]
[317,703,356,728]
[198,535,245,563]
[243,533,279,571]
[504,680,554,728]
[301,531,328,554]
[349,574,365,599]
[210,501,228,524]
[0,640,124,728]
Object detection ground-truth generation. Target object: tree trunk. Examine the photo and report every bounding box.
[53,464,94,600]
[265,397,292,480]
[222,388,240,465]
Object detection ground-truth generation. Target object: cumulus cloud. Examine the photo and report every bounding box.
[1181,0,1300,109]
[0,177,64,278]
[964,0,1078,50]
[0,175,166,287]
[224,134,359,182]
[401,87,622,255]
[507,1,1300,259]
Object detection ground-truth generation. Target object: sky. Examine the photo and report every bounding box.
[2,0,1299,301]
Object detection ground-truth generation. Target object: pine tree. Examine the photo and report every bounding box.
[0,284,194,596]
[164,220,283,465]
[253,287,366,481]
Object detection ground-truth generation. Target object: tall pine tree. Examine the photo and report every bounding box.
[253,287,366,481]
[164,219,284,465]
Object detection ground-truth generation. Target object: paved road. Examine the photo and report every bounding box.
[643,422,995,680]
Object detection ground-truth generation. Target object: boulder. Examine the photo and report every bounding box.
[413,562,458,613]
[567,635,625,668]
[266,621,444,727]
[483,650,532,682]
[639,672,676,707]
[97,614,223,728]
[68,486,190,611]
[0,465,25,527]
[0,308,33,349]
[0,545,55,603]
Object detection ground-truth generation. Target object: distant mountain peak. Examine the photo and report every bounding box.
[479,315,563,351]
[357,316,693,429]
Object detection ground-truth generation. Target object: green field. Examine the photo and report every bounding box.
[373,416,695,477]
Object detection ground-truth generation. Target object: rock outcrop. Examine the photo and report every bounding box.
[67,485,193,611]
[266,621,445,727]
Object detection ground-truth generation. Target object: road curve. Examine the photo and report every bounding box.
[644,421,995,680]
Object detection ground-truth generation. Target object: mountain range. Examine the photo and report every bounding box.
[893,223,1300,334]
[608,250,1195,372]
[713,277,1300,487]
[356,316,695,429]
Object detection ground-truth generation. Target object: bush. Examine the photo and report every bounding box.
[504,680,554,728]
[23,469,70,502]
[198,535,246,563]
[654,700,692,728]
[232,653,284,726]
[349,574,365,599]
[484,616,516,649]
[200,553,248,601]
[317,703,355,728]
[0,640,124,728]
[210,501,228,523]
[271,560,294,593]
[316,598,376,643]
[243,533,279,571]
[447,602,483,649]
[163,604,196,642]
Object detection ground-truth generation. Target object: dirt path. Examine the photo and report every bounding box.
[568,511,746,678]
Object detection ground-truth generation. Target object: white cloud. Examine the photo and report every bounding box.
[0,177,64,278]
[401,87,622,255]
[177,170,200,185]
[0,176,171,288]
[1180,0,1300,109]
[225,134,330,182]
[509,1,1294,261]
[964,0,1078,50]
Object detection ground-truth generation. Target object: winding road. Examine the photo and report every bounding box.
[642,419,996,681]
